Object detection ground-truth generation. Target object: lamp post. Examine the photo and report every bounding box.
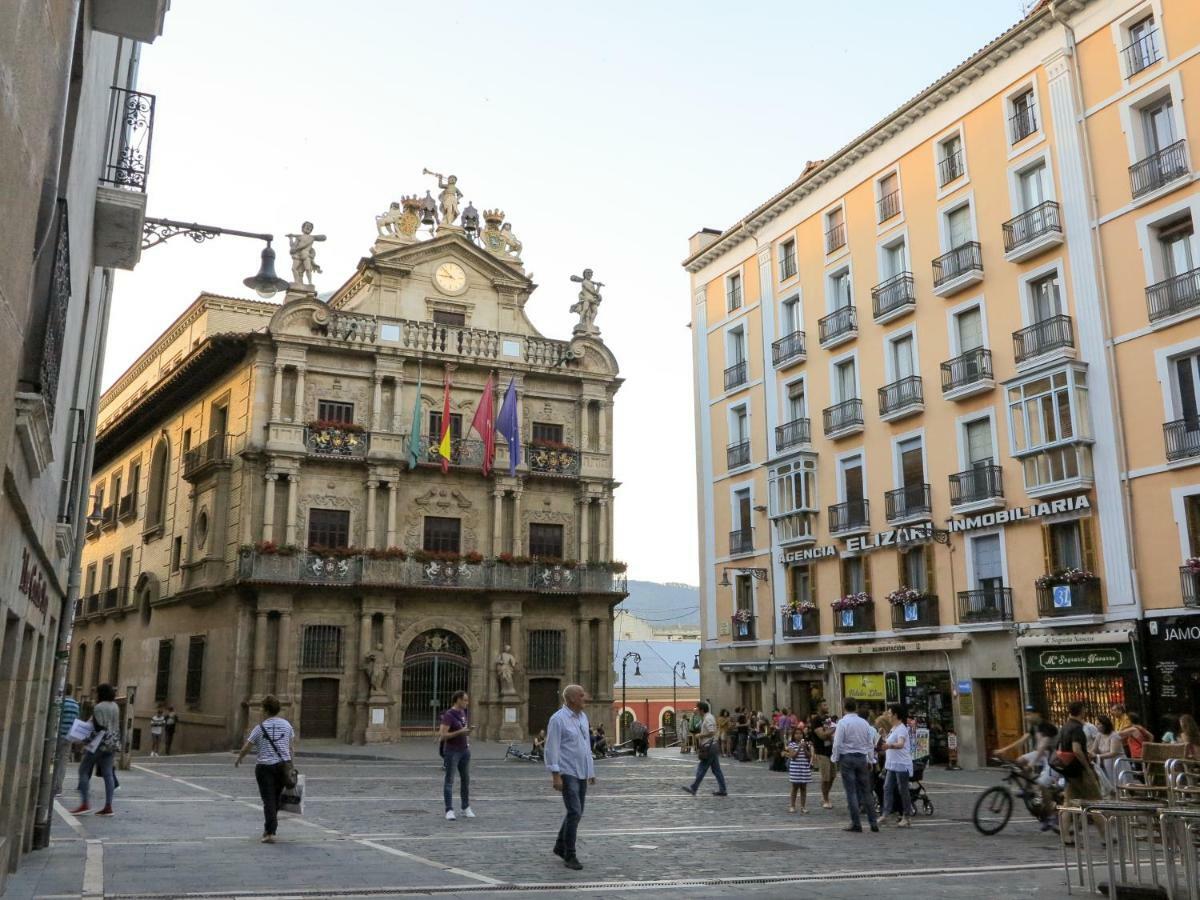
[141,217,291,298]
[620,651,641,744]
[671,661,688,747]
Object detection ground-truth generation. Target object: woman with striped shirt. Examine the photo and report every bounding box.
[784,722,814,813]
[235,695,295,843]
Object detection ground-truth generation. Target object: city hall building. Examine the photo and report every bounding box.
[72,200,625,751]
[686,0,1200,766]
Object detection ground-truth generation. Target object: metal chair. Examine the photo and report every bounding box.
[1160,808,1200,900]
[1060,800,1166,896]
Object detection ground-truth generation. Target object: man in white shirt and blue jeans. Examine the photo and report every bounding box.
[831,698,879,832]
[544,684,596,871]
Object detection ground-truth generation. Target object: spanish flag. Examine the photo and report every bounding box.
[438,371,452,473]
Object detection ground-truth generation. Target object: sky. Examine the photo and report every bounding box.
[109,0,1025,585]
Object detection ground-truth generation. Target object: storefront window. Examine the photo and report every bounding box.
[1025,645,1137,725]
[900,671,953,764]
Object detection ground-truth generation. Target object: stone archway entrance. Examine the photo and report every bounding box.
[400,629,470,732]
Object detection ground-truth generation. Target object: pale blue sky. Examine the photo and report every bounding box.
[111,0,1024,584]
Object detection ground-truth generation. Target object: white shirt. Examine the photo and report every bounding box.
[831,713,876,762]
[884,723,913,774]
[247,718,293,764]
[544,706,595,781]
[697,712,717,744]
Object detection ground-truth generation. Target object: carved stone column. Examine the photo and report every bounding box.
[597,498,609,562]
[371,375,383,432]
[293,367,306,423]
[359,609,373,694]
[365,480,378,549]
[595,614,612,702]
[271,364,284,421]
[275,610,292,699]
[488,616,502,702]
[598,400,609,452]
[284,475,299,546]
[578,496,590,563]
[385,482,398,547]
[577,399,589,453]
[251,609,269,698]
[392,378,405,433]
[577,617,592,694]
[510,488,523,556]
[262,473,276,543]
[492,488,504,556]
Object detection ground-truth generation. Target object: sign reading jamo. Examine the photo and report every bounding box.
[1035,648,1125,671]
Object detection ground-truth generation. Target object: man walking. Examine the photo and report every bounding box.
[438,690,474,821]
[809,700,837,809]
[1059,700,1101,845]
[681,700,728,797]
[831,698,878,832]
[163,707,178,755]
[545,684,596,870]
[53,686,80,795]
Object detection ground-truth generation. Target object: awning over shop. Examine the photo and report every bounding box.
[827,637,966,657]
[1015,625,1135,648]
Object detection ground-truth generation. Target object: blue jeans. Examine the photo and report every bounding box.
[883,768,914,818]
[690,749,727,793]
[554,774,587,859]
[443,749,470,811]
[838,753,877,828]
[78,750,115,808]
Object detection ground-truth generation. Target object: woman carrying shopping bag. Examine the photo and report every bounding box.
[69,683,121,816]
[235,695,296,843]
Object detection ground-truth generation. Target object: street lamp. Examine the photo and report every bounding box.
[141,217,290,298]
[620,651,641,744]
[671,661,688,747]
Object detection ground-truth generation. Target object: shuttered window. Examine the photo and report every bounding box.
[955,307,984,352]
[185,636,205,704]
[155,639,173,703]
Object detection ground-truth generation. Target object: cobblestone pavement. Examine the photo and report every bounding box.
[5,746,1076,899]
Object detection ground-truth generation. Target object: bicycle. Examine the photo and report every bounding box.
[972,758,1062,836]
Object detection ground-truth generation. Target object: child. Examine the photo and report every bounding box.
[149,707,166,757]
[784,723,814,813]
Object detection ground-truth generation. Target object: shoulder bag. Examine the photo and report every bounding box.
[262,724,298,788]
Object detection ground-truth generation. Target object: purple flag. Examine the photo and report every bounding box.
[495,378,521,476]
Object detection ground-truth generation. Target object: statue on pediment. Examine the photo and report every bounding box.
[424,168,462,227]
[570,268,604,336]
[481,209,522,262]
[286,221,326,289]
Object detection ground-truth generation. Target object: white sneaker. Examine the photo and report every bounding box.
[463,807,476,818]
[445,810,456,821]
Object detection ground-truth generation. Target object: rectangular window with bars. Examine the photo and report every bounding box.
[155,639,173,703]
[422,516,461,553]
[529,523,565,559]
[317,400,354,424]
[527,630,565,673]
[301,625,344,671]
[532,422,564,445]
[185,636,205,704]
[433,309,466,326]
[308,508,350,549]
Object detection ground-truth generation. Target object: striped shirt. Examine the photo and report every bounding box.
[247,718,294,764]
[58,697,80,738]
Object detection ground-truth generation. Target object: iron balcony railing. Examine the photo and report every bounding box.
[117,493,136,521]
[782,608,819,638]
[1013,314,1074,364]
[818,305,857,344]
[825,222,846,254]
[103,587,119,610]
[775,417,811,452]
[1123,28,1161,76]
[771,330,806,366]
[731,614,757,641]
[1036,576,1102,617]
[878,190,901,223]
[101,87,156,191]
[727,440,751,469]
[525,444,579,476]
[823,398,863,436]
[1180,567,1200,609]
[727,284,743,310]
[828,499,869,534]
[871,272,915,320]
[957,587,1014,624]
[884,483,931,522]
[891,594,940,629]
[834,604,875,634]
[1164,418,1200,462]
[941,347,993,394]
[417,434,485,468]
[85,521,101,541]
[1147,267,1200,322]
[1129,139,1189,198]
[1009,105,1038,143]
[1002,201,1061,252]
[949,464,1003,506]
[729,529,755,555]
[932,241,982,288]
[938,148,965,186]
[100,505,117,530]
[878,375,923,416]
[86,593,100,614]
[780,252,797,281]
[724,359,748,391]
[305,425,368,459]
[183,432,230,478]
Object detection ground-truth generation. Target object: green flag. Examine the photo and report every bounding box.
[406,376,423,470]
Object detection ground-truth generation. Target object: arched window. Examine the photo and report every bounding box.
[92,640,104,690]
[109,638,122,686]
[75,643,87,693]
[146,437,170,530]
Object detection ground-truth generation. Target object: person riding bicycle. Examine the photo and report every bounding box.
[532,729,546,760]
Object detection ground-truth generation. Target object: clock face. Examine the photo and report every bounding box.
[434,262,467,294]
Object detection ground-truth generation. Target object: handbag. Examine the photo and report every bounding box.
[279,773,305,815]
[262,725,298,788]
[66,718,94,743]
[697,739,713,762]
[1049,749,1084,779]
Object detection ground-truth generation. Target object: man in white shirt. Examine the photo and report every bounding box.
[544,684,596,870]
[680,700,728,797]
[880,703,914,827]
[831,698,879,832]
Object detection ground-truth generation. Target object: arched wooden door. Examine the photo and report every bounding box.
[400,629,470,732]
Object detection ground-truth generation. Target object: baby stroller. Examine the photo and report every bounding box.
[873,759,935,816]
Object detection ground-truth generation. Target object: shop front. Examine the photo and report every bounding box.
[1142,613,1200,726]
[1018,629,1139,724]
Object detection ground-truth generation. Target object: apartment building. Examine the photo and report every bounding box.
[685,0,1200,767]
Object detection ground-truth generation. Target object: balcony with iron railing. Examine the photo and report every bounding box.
[833,603,875,635]
[95,87,156,271]
[780,252,797,281]
[878,375,923,421]
[884,483,931,524]
[949,464,1004,510]
[823,398,863,438]
[871,272,915,323]
[937,148,965,186]
[775,417,810,453]
[729,529,755,556]
[417,434,485,469]
[100,505,117,531]
[932,241,983,296]
[85,521,101,541]
[1164,418,1200,463]
[727,440,751,470]
[1147,267,1200,323]
[1036,575,1102,617]
[782,607,820,639]
[828,499,869,535]
[772,330,806,367]
[1013,314,1074,366]
[878,190,901,223]
[117,493,137,521]
[940,347,994,400]
[731,614,757,641]
[183,432,230,478]
[1009,105,1038,143]
[304,425,368,460]
[1129,139,1189,199]
[724,360,748,391]
[818,305,857,348]
[103,587,120,610]
[957,587,1014,625]
[1180,566,1200,609]
[1123,28,1161,76]
[825,222,846,254]
[890,594,940,629]
[1002,201,1063,261]
[727,284,743,311]
[525,443,580,476]
[86,593,100,615]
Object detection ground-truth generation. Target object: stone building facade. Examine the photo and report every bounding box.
[74,212,625,751]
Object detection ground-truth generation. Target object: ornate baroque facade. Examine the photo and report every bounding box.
[74,198,624,749]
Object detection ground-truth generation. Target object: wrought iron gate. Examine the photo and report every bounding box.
[400,629,470,731]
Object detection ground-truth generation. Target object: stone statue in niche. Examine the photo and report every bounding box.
[495,644,518,696]
[286,221,326,288]
[362,649,390,695]
[569,268,603,336]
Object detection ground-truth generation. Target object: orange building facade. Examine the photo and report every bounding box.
[685,0,1200,767]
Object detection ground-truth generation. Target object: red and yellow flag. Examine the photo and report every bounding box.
[438,371,452,473]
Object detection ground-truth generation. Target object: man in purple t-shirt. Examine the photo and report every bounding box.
[438,690,474,820]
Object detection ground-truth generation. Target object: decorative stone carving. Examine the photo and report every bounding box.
[569,268,603,336]
[480,209,522,262]
[287,221,327,289]
[495,644,518,697]
[376,202,402,237]
[362,649,390,695]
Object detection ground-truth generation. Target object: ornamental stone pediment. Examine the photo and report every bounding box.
[369,232,531,291]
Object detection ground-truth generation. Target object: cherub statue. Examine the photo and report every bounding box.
[569,268,604,335]
[286,221,326,287]
[423,169,462,226]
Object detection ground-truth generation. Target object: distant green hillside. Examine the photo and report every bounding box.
[617,580,700,626]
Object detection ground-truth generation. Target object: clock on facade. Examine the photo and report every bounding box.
[434,262,467,294]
